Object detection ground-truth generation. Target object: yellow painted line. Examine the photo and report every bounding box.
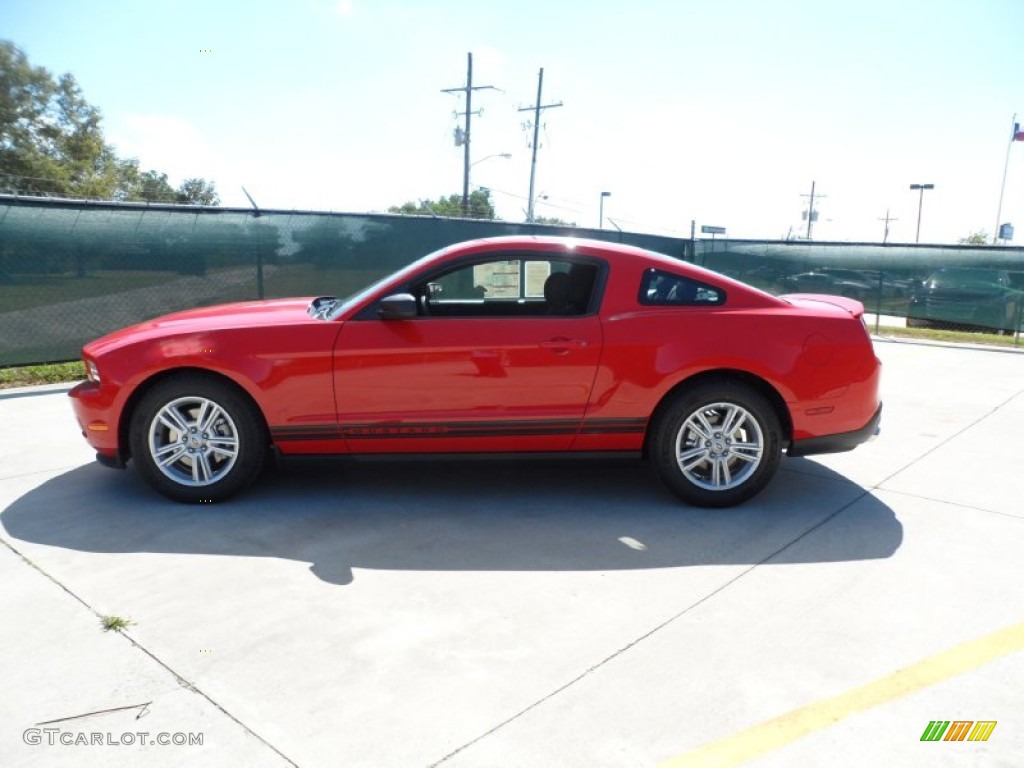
[661,620,1024,768]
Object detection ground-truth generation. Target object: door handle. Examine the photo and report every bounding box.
[539,338,587,350]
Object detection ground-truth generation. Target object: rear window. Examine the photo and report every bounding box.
[639,268,726,306]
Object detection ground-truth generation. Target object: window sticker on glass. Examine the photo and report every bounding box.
[473,260,521,298]
[525,261,552,298]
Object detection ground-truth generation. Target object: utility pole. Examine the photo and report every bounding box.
[878,208,897,244]
[441,52,496,217]
[993,113,1019,243]
[518,68,563,223]
[801,181,825,239]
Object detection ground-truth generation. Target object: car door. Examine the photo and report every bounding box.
[332,255,604,453]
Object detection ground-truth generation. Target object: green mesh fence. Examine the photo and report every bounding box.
[0,196,687,366]
[2,197,1023,367]
[695,239,1024,339]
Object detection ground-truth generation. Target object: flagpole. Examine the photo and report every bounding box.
[993,113,1017,244]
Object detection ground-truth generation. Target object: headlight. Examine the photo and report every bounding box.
[85,359,101,384]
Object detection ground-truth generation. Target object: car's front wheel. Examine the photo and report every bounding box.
[650,382,783,507]
[129,375,267,503]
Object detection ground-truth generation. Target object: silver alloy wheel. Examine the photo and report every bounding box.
[147,395,240,487]
[674,401,764,491]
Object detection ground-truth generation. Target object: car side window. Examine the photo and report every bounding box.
[414,256,601,318]
[640,268,725,306]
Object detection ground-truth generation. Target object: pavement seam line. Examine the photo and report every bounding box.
[429,490,873,766]
[876,487,1024,520]
[0,534,301,768]
[876,386,1024,490]
[660,619,1024,767]
[430,383,1024,764]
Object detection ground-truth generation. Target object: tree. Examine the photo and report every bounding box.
[0,40,218,204]
[532,215,576,227]
[0,41,122,197]
[114,161,177,202]
[958,231,989,245]
[176,177,219,206]
[389,189,496,219]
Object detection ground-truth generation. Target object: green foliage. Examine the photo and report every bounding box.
[0,361,85,388]
[0,40,217,205]
[176,177,219,206]
[389,189,496,219]
[0,41,121,197]
[101,615,134,632]
[879,326,1018,347]
[958,231,990,245]
[532,215,576,226]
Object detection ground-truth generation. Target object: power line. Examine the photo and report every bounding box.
[441,52,497,217]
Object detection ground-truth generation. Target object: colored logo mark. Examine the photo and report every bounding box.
[921,720,997,742]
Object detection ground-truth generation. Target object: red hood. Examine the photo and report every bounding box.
[84,297,321,357]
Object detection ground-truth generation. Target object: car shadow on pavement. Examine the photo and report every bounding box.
[1,457,902,585]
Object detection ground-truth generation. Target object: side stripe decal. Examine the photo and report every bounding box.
[270,418,647,441]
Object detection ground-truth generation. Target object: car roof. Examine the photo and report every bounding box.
[433,235,781,298]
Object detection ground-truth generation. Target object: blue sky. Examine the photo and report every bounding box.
[4,0,1023,242]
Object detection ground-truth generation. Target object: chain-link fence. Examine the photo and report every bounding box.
[694,239,1024,341]
[2,196,1023,367]
[0,196,687,366]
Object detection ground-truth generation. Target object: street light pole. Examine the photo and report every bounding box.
[468,152,511,185]
[909,183,934,243]
[599,191,611,229]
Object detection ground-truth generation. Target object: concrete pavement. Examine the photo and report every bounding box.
[1,338,1022,767]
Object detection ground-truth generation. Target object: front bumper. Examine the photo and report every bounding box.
[68,379,123,464]
[787,403,882,458]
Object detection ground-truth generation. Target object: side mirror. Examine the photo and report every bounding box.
[377,293,418,320]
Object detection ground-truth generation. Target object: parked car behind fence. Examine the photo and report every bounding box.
[907,268,1023,334]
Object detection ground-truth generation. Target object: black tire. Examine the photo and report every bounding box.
[650,381,783,507]
[129,375,267,503]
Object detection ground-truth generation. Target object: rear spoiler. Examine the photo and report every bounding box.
[779,293,865,318]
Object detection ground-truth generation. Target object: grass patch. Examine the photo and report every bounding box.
[876,326,1021,347]
[101,615,134,632]
[0,360,85,389]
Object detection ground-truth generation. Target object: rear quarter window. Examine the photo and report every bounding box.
[639,268,726,306]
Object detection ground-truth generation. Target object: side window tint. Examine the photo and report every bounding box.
[640,269,725,306]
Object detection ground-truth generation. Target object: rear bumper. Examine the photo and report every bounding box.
[788,403,882,458]
[95,450,127,469]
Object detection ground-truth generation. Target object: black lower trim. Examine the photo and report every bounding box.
[787,403,882,458]
[277,450,643,464]
[342,419,579,439]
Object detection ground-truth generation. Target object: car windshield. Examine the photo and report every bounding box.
[325,246,449,319]
[929,269,1004,289]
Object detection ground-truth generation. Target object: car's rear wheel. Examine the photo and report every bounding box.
[129,375,266,503]
[651,382,783,507]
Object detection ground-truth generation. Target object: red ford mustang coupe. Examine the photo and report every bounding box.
[69,236,881,506]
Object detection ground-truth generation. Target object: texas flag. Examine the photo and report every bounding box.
[1015,122,1024,141]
